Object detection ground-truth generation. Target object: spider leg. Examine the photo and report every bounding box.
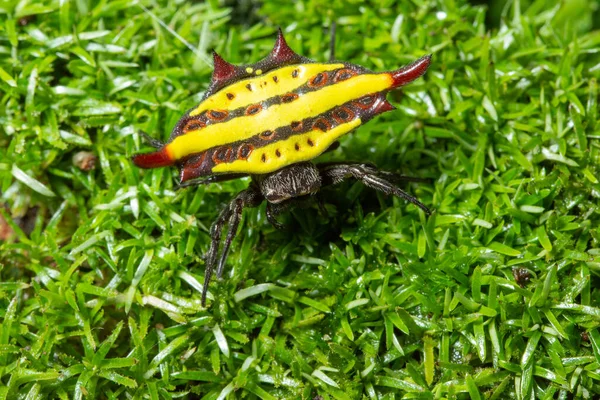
[318,162,431,214]
[317,161,429,184]
[373,170,431,184]
[265,202,292,230]
[138,130,165,149]
[202,186,262,305]
[215,199,243,278]
[315,193,329,218]
[177,173,247,190]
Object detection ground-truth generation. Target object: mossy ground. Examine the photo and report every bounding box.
[1,0,600,399]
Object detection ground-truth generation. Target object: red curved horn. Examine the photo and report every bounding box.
[131,147,174,168]
[390,54,432,88]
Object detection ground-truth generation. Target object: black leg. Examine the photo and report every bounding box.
[266,194,327,228]
[315,193,329,218]
[318,162,431,214]
[317,161,429,184]
[266,203,283,229]
[177,173,247,190]
[216,199,243,278]
[329,21,336,62]
[368,169,430,184]
[266,202,286,229]
[138,130,165,149]
[203,186,263,305]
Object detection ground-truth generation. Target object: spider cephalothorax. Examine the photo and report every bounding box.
[132,28,432,305]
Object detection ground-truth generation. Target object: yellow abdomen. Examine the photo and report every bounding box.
[168,65,395,180]
[131,34,431,183]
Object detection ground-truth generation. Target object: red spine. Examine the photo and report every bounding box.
[131,147,174,168]
[390,54,432,88]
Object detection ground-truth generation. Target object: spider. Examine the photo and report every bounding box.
[132,27,432,305]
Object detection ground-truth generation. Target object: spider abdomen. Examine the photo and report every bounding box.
[132,30,431,184]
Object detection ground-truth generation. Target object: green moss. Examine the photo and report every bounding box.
[1,0,600,398]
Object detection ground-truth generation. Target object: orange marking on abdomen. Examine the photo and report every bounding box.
[313,118,330,132]
[259,130,276,140]
[245,104,263,116]
[281,93,299,103]
[207,110,229,121]
[332,106,355,123]
[237,144,253,160]
[308,72,328,88]
[333,68,356,82]
[212,147,233,164]
[184,120,206,133]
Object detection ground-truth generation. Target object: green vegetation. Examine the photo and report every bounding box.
[1,0,600,398]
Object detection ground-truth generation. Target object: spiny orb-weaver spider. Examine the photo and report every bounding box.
[132,28,432,305]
